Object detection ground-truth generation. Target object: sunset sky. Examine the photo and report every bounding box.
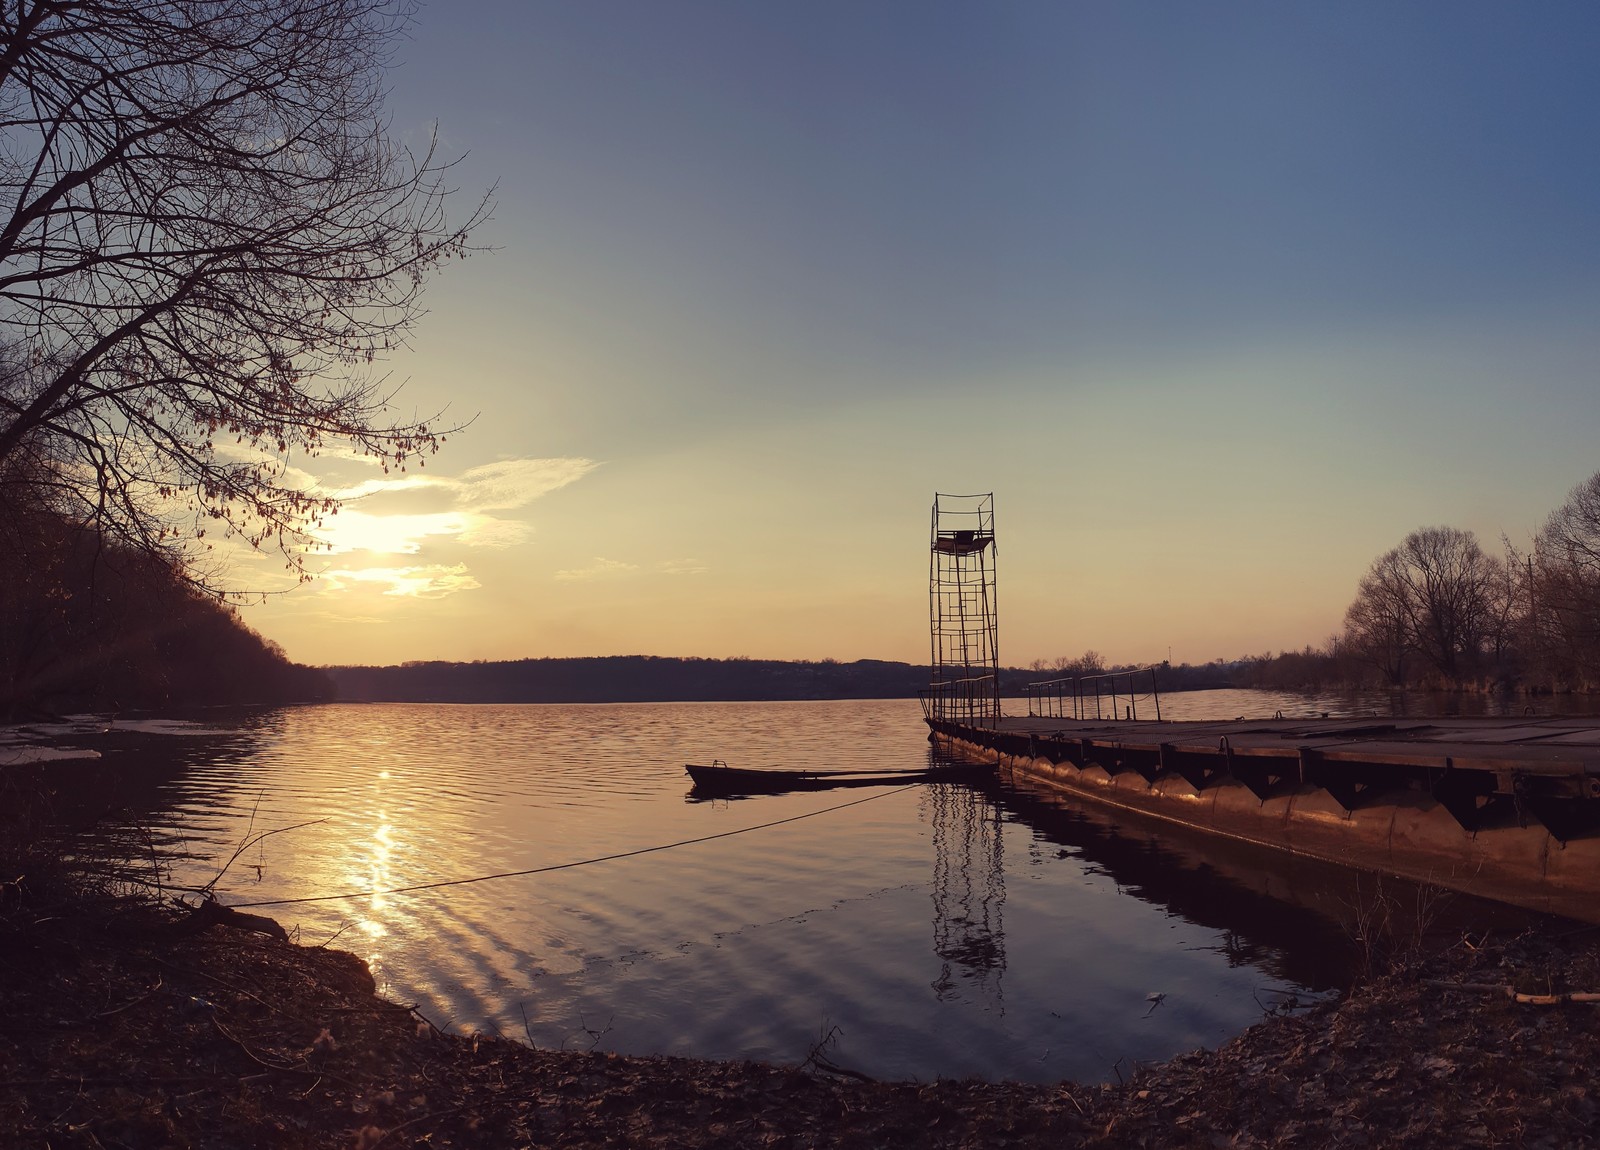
[246,2,1600,669]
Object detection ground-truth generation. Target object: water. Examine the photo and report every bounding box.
[29,690,1552,1083]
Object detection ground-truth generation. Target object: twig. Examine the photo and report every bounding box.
[201,812,327,897]
[799,1022,873,1082]
[409,1004,447,1036]
[4,1075,226,1088]
[208,1016,364,1089]
[150,956,284,1017]
[93,974,162,1018]
[369,1104,473,1148]
[574,1012,614,1052]
[210,1015,303,1072]
[1424,979,1600,1005]
[205,792,264,894]
[807,1052,875,1083]
[141,824,164,901]
[315,921,354,950]
[799,1023,844,1074]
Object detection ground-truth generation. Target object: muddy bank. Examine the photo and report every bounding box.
[2,897,1598,1148]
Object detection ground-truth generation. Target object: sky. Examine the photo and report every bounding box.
[242,2,1600,669]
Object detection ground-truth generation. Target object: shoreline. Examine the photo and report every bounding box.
[4,895,1598,1147]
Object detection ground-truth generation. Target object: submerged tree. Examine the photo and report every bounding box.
[0,0,488,590]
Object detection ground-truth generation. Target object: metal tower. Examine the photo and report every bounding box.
[926,493,999,725]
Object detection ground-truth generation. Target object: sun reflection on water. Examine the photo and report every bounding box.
[359,817,394,939]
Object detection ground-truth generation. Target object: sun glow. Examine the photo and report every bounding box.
[320,564,481,598]
[313,509,472,555]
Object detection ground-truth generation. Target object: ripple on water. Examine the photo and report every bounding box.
[68,695,1539,1083]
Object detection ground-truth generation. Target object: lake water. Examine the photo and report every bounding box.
[27,689,1557,1083]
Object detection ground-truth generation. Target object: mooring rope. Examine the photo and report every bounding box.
[221,782,921,910]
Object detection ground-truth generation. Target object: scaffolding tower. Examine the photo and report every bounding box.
[925,493,1000,725]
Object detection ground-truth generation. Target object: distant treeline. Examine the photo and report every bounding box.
[326,655,1253,705]
[327,657,934,703]
[1,466,333,719]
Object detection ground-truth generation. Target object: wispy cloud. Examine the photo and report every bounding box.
[457,518,535,548]
[332,457,599,510]
[312,456,599,557]
[453,458,599,511]
[331,473,437,501]
[320,564,481,598]
[658,559,708,576]
[554,557,639,581]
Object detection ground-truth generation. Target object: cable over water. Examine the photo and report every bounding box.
[223,782,920,910]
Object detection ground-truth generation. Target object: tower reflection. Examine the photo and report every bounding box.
[924,762,1007,1005]
[929,762,1558,996]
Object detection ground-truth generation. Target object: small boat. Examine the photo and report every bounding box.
[685,759,993,795]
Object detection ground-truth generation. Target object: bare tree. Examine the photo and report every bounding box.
[1342,526,1502,687]
[1028,650,1106,676]
[1343,547,1413,686]
[1533,472,1600,686]
[0,0,488,590]
[1399,526,1500,683]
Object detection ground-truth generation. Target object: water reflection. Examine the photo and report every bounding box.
[360,817,394,939]
[926,782,1007,1004]
[984,775,1353,991]
[34,694,1572,1084]
[974,766,1553,992]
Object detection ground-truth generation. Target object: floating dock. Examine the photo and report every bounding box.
[928,713,1600,923]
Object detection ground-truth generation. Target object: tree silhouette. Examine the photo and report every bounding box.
[1342,527,1502,688]
[1533,472,1600,687]
[0,0,488,592]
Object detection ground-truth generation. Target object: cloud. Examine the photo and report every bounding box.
[331,473,438,501]
[554,557,639,581]
[320,564,481,598]
[453,458,599,511]
[204,440,325,497]
[457,517,535,548]
[658,559,709,576]
[331,457,599,511]
[549,557,707,581]
[314,444,386,467]
[314,510,471,555]
[310,456,599,557]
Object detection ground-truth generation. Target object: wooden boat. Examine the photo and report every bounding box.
[685,759,993,795]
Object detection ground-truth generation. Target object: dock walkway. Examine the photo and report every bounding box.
[928,713,1600,921]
